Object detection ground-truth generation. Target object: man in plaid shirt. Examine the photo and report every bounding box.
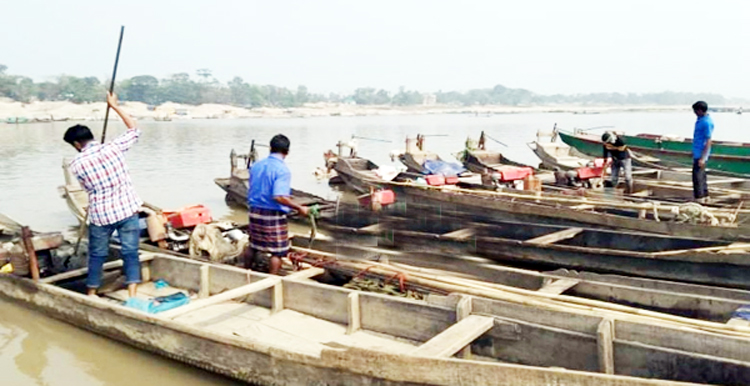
[64,92,142,299]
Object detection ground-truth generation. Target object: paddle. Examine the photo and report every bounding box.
[71,26,126,260]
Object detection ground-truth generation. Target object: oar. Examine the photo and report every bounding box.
[71,26,126,260]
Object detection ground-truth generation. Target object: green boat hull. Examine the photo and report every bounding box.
[559,131,750,177]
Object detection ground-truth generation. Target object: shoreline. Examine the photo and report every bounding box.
[0,100,741,122]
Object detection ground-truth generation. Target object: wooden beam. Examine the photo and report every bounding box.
[537,278,581,295]
[597,318,615,375]
[199,265,210,299]
[30,233,64,251]
[347,292,361,335]
[456,296,472,359]
[40,255,155,284]
[440,228,476,241]
[272,281,283,314]
[525,228,583,245]
[411,315,494,358]
[160,276,281,319]
[357,223,387,234]
[284,267,325,281]
[707,178,748,185]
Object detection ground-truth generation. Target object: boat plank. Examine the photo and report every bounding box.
[41,255,155,284]
[411,315,494,358]
[160,276,281,319]
[175,302,271,327]
[538,278,581,295]
[441,227,476,241]
[526,228,583,245]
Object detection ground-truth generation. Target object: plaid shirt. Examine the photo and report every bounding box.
[70,128,143,226]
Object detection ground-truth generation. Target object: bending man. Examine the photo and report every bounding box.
[64,92,142,299]
[601,132,633,194]
[245,134,309,275]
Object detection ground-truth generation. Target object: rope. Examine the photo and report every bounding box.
[483,133,508,147]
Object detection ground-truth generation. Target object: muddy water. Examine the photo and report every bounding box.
[0,112,746,384]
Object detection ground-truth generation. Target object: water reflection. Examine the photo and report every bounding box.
[0,299,242,386]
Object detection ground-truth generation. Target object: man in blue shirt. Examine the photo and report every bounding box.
[692,101,713,202]
[244,134,309,274]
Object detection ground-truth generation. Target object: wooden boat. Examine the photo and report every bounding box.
[335,213,750,289]
[384,182,750,241]
[295,241,750,324]
[528,131,598,170]
[397,135,443,174]
[458,132,534,174]
[333,156,419,194]
[559,129,750,177]
[526,138,750,203]
[5,243,750,385]
[214,149,336,212]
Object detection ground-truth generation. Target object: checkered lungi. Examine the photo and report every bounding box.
[248,207,290,257]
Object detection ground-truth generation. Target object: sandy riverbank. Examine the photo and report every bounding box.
[0,100,703,122]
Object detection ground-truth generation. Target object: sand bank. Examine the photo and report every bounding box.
[0,99,696,122]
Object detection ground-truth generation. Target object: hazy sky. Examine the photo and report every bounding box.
[2,0,749,97]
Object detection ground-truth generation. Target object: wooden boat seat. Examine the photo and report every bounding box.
[525,228,583,245]
[411,315,494,358]
[537,278,581,295]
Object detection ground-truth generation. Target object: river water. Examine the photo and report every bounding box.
[0,111,747,385]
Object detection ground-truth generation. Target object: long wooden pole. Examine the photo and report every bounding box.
[73,26,126,256]
[101,25,125,144]
[20,226,40,281]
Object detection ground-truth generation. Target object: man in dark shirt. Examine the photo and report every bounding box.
[601,132,633,194]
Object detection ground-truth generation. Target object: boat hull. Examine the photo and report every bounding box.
[560,131,750,177]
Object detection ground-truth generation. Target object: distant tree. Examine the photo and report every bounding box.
[374,89,391,104]
[160,73,200,104]
[0,64,15,98]
[353,88,377,105]
[296,85,309,105]
[392,87,422,106]
[56,75,104,103]
[11,77,36,102]
[196,68,213,82]
[120,75,160,104]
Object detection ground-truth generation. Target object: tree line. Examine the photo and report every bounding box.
[0,64,740,107]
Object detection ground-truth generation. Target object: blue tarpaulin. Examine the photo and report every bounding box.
[423,159,466,176]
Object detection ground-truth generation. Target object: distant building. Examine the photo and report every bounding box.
[422,93,437,106]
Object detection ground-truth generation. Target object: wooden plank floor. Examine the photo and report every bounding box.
[173,301,420,356]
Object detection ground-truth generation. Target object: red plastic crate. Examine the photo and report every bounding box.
[425,175,446,186]
[358,189,396,207]
[444,176,459,185]
[497,166,533,182]
[167,205,212,228]
[577,167,604,180]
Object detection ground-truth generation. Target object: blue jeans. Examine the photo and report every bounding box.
[610,158,633,186]
[87,214,141,289]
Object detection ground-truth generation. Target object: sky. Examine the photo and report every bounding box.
[1,0,749,97]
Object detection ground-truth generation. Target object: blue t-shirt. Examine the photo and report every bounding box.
[247,154,292,212]
[693,115,714,160]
